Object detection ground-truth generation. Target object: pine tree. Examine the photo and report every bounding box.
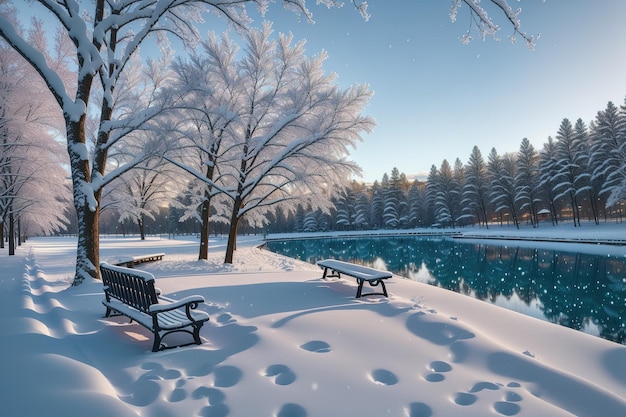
[573,118,600,224]
[590,101,626,207]
[538,137,561,225]
[452,158,466,226]
[515,138,541,227]
[488,148,519,228]
[430,160,460,228]
[369,180,384,230]
[383,168,408,228]
[425,165,440,226]
[407,180,427,228]
[554,118,583,226]
[462,146,491,227]
[354,191,371,230]
[303,210,319,232]
[334,188,356,231]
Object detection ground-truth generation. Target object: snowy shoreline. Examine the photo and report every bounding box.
[266,220,626,244]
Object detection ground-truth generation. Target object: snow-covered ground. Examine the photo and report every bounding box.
[2,222,626,417]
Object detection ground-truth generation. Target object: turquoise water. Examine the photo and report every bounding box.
[265,236,626,344]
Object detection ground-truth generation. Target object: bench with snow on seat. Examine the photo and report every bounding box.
[111,253,165,268]
[100,262,209,352]
[317,259,392,298]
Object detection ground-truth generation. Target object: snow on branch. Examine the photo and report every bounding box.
[280,0,369,23]
[450,0,539,49]
[0,15,84,120]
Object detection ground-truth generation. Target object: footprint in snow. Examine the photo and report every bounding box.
[216,313,236,325]
[469,381,501,392]
[405,402,433,417]
[264,364,296,386]
[276,403,307,417]
[212,365,242,388]
[453,380,523,415]
[300,340,331,353]
[453,392,478,406]
[370,368,398,385]
[493,401,521,416]
[424,360,452,382]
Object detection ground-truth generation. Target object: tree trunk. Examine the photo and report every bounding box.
[589,191,599,225]
[0,219,4,249]
[139,213,145,240]
[569,192,579,227]
[68,117,101,285]
[224,197,242,264]
[8,210,14,256]
[198,163,215,260]
[198,198,210,260]
[481,205,489,229]
[73,190,100,285]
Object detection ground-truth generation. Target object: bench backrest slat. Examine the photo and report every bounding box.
[100,262,158,313]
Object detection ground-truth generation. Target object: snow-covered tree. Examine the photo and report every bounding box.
[217,25,373,263]
[429,160,461,228]
[425,165,440,226]
[461,145,491,227]
[488,148,519,228]
[452,158,466,225]
[107,156,181,240]
[382,167,408,228]
[515,138,541,227]
[538,137,561,225]
[572,118,600,224]
[369,180,384,229]
[0,18,70,254]
[98,51,183,240]
[589,100,626,209]
[302,209,318,232]
[167,31,243,259]
[554,118,584,226]
[407,180,428,228]
[353,190,371,229]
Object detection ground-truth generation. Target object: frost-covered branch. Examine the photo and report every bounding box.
[451,0,539,49]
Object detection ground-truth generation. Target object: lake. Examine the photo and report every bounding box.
[264,235,626,345]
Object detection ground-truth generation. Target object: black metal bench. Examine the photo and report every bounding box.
[317,259,392,298]
[100,262,210,351]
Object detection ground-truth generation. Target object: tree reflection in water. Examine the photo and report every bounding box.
[265,236,626,344]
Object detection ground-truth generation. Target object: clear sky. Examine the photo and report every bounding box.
[246,0,626,183]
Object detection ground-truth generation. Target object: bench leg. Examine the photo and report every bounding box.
[322,267,340,279]
[378,279,388,297]
[356,279,365,298]
[152,332,163,352]
[192,322,204,345]
[152,323,206,352]
[356,279,388,298]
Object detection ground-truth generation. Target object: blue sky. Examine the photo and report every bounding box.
[247,1,626,183]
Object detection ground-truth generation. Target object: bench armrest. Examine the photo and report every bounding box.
[149,295,205,313]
